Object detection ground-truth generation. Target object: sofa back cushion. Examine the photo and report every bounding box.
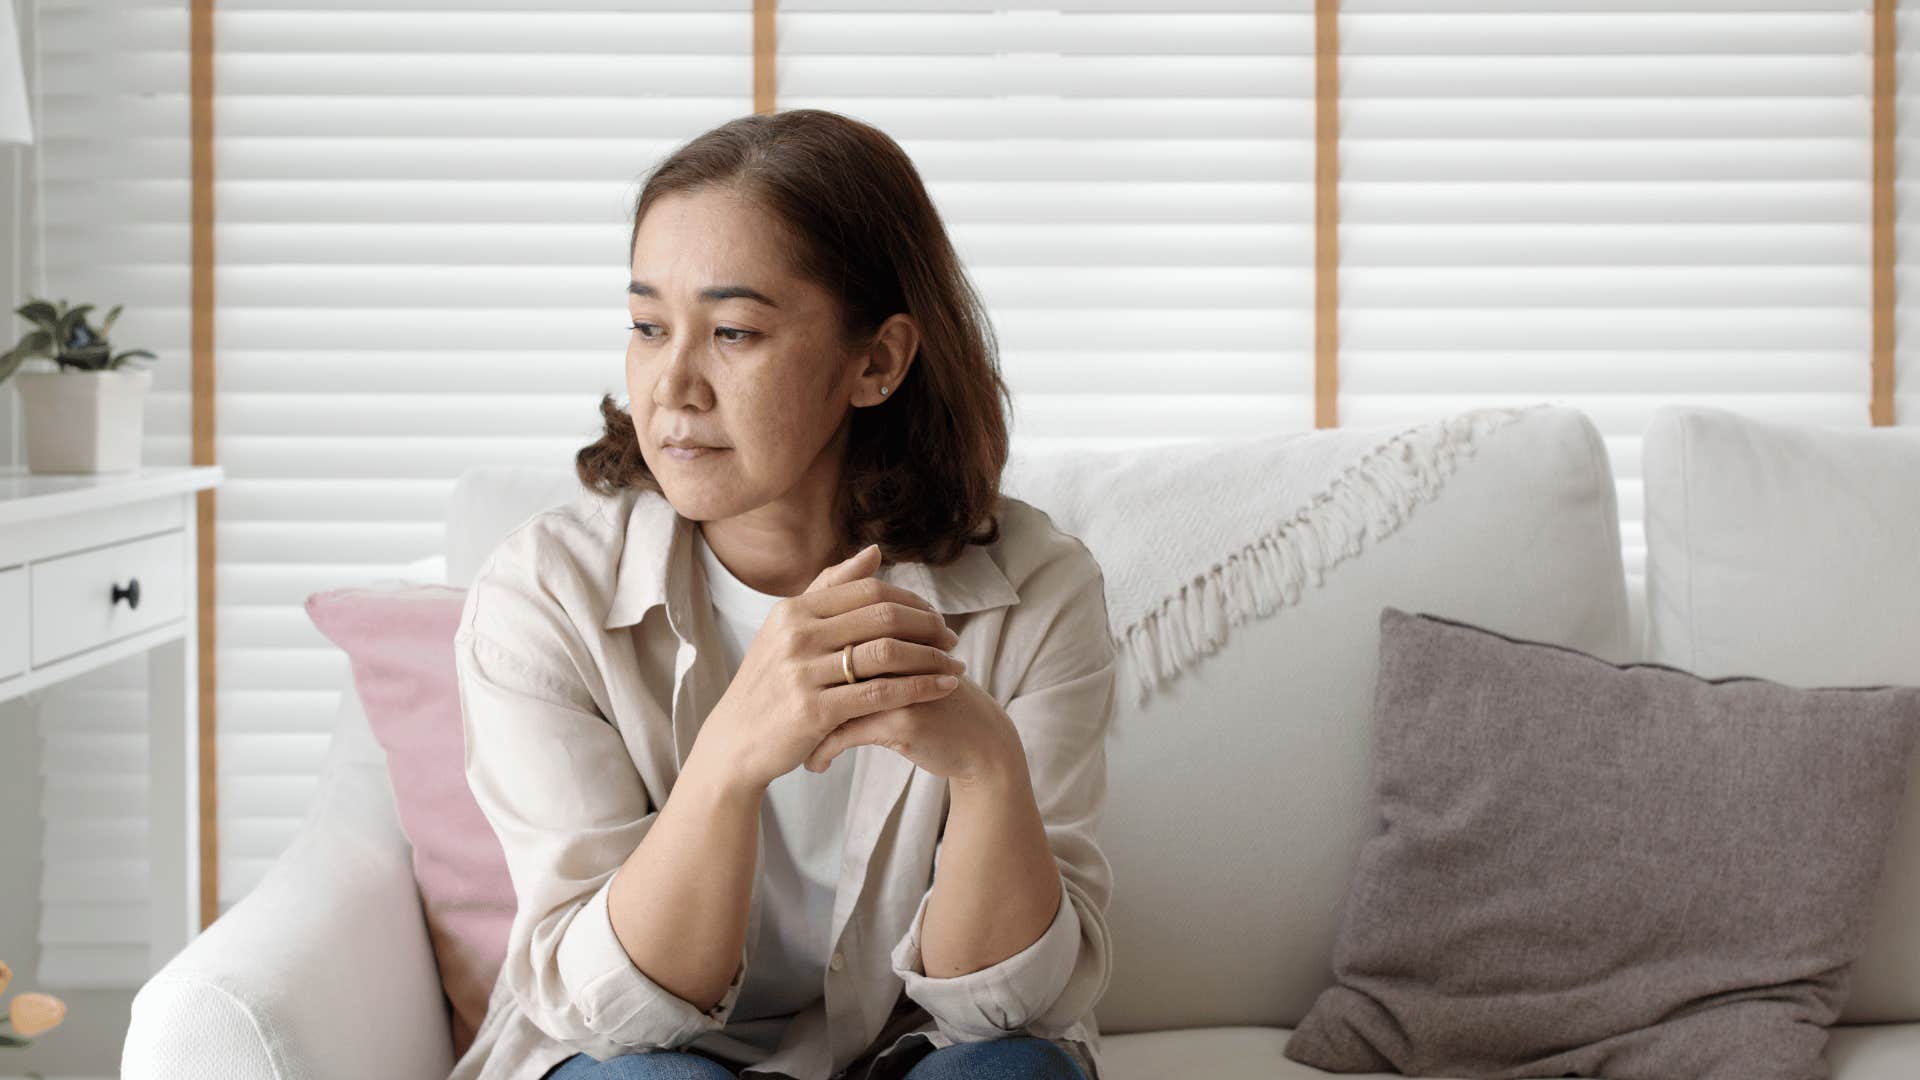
[1643,405,1920,1023]
[1001,404,1630,1034]
[446,468,593,587]
[307,583,512,1060]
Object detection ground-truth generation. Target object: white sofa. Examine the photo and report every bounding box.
[121,404,1920,1079]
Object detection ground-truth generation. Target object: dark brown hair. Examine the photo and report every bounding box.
[576,109,1011,566]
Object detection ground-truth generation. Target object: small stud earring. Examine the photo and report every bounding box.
[879,386,889,396]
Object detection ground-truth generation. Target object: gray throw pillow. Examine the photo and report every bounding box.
[1284,606,1920,1079]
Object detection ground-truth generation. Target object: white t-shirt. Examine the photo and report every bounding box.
[685,527,859,1067]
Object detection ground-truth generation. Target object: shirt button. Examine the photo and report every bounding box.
[829,951,846,971]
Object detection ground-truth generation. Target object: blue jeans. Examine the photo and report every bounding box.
[542,1035,1088,1080]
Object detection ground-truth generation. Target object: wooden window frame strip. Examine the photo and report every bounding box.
[1874,0,1897,426]
[755,0,777,115]
[189,0,218,929]
[1315,0,1340,428]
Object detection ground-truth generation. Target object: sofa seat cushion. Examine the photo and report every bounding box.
[1098,1024,1920,1080]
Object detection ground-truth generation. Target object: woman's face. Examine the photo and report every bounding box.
[626,187,905,524]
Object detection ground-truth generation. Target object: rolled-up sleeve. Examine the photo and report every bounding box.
[455,555,747,1058]
[890,866,1085,1039]
[887,544,1118,1043]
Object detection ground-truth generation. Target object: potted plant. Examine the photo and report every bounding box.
[1,296,159,474]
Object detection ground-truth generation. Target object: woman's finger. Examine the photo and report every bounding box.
[805,542,881,594]
[805,712,890,773]
[817,670,960,728]
[817,636,965,688]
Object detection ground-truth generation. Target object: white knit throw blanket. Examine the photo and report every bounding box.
[1002,403,1546,704]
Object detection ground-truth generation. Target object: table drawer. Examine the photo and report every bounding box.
[0,565,24,681]
[31,530,187,666]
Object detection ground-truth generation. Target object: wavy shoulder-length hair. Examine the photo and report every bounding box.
[576,108,1013,567]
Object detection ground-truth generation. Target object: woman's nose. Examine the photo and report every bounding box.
[651,341,711,411]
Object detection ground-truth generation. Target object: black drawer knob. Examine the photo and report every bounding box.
[112,577,141,610]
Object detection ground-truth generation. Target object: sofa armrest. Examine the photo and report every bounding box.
[122,761,453,1080]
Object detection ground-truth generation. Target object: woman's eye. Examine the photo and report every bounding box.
[626,322,754,345]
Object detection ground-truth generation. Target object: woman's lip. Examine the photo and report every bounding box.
[665,445,727,461]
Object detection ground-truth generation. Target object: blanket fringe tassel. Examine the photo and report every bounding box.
[1115,405,1540,706]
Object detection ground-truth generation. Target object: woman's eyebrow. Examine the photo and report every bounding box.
[629,280,780,309]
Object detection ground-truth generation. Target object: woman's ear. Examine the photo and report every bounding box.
[858,313,920,406]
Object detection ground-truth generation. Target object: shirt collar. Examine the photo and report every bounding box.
[602,487,1021,632]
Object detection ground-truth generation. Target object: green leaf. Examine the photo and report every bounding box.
[109,348,157,368]
[16,327,53,354]
[0,347,29,385]
[2,329,54,379]
[100,303,124,337]
[14,299,58,335]
[0,1033,30,1048]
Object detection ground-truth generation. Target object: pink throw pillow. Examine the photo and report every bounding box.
[305,583,512,1060]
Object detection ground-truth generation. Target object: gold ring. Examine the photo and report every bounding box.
[842,642,859,685]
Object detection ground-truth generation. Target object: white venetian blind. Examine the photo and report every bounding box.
[203,1,753,914]
[778,1,1322,446]
[29,0,194,988]
[1338,0,1881,593]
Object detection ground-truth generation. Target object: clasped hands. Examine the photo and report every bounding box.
[698,541,1025,797]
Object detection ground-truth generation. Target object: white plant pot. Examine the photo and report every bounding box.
[15,367,154,474]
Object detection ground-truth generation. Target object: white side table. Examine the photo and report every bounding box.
[0,464,224,978]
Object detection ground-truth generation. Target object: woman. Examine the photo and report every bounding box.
[446,109,1117,1080]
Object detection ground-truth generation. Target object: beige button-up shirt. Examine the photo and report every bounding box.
[445,484,1117,1080]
